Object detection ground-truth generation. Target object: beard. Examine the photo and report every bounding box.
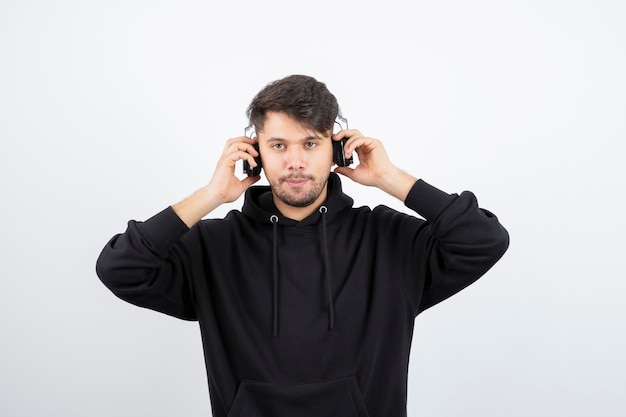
[269,173,329,208]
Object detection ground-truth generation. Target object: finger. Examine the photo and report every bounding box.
[224,136,257,153]
[332,129,362,141]
[226,142,259,158]
[235,150,259,167]
[220,150,258,171]
[340,136,369,159]
[346,136,379,155]
[226,135,256,142]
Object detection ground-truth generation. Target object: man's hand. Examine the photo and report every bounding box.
[208,136,261,204]
[333,129,418,202]
[173,136,261,227]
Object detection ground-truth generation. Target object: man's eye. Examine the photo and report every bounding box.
[272,143,285,150]
[305,142,317,148]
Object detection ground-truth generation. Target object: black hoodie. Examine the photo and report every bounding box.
[96,173,509,417]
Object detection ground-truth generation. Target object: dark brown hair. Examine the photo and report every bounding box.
[246,74,339,135]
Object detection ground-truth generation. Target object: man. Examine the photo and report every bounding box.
[96,74,509,416]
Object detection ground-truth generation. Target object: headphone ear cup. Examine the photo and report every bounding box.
[244,143,262,176]
[333,138,353,167]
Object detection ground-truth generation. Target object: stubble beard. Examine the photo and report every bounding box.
[270,173,329,208]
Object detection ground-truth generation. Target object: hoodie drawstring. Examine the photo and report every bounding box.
[319,206,335,330]
[270,214,279,337]
[269,207,335,337]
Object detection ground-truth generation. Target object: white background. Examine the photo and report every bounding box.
[1,0,625,416]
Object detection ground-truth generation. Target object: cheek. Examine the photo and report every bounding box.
[310,148,333,172]
[258,153,280,178]
[324,148,334,168]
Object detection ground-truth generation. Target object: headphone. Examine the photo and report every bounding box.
[243,111,353,176]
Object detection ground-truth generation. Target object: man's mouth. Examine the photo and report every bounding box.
[282,176,312,187]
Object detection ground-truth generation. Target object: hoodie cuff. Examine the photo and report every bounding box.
[404,179,456,221]
[139,206,191,252]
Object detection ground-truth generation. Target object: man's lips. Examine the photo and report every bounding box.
[281,176,312,186]
[285,178,308,186]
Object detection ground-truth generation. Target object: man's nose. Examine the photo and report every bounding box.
[285,146,305,169]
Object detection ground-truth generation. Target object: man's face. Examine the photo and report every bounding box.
[257,111,333,216]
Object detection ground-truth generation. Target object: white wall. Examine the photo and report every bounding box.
[1,1,624,416]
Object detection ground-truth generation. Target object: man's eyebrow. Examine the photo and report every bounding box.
[266,135,325,142]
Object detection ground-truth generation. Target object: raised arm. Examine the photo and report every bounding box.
[333,129,509,314]
[96,135,261,317]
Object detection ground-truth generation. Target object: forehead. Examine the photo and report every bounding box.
[259,111,330,141]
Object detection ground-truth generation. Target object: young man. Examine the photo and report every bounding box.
[96,74,509,416]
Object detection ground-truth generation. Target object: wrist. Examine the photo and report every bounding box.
[379,168,418,202]
[172,185,223,228]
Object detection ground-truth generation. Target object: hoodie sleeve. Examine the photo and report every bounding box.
[95,206,198,320]
[401,179,510,315]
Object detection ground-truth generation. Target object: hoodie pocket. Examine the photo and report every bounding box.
[228,375,370,417]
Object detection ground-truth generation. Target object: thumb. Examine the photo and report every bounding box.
[333,166,354,179]
[242,175,261,189]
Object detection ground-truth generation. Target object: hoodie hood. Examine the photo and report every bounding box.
[241,172,354,336]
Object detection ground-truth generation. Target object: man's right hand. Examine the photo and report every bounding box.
[172,136,261,228]
[208,136,261,204]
